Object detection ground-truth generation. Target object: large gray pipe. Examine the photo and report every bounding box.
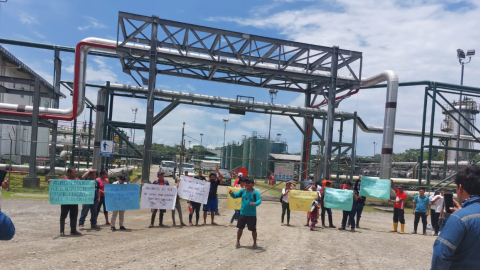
[360,71,399,179]
[0,164,134,177]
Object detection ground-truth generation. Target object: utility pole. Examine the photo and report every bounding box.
[266,89,278,178]
[131,108,138,144]
[373,142,378,157]
[200,133,203,159]
[179,122,185,177]
[455,49,475,172]
[223,119,229,148]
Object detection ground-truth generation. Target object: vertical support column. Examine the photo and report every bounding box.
[102,82,110,169]
[323,46,339,180]
[108,94,114,168]
[93,88,106,170]
[350,113,358,181]
[426,85,437,189]
[141,16,159,183]
[418,87,429,186]
[336,119,344,182]
[46,49,61,181]
[86,107,93,168]
[319,117,326,180]
[300,84,313,183]
[70,118,77,167]
[443,142,448,179]
[24,78,41,188]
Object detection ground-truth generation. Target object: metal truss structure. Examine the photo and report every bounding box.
[116,11,363,181]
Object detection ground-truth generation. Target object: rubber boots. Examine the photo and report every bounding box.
[390,222,398,232]
[400,224,405,234]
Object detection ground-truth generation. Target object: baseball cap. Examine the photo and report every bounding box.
[238,172,243,177]
[157,170,165,175]
[118,174,127,181]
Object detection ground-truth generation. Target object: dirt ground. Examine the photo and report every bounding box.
[0,166,437,270]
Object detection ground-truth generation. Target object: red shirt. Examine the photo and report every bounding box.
[394,189,407,210]
[269,175,274,180]
[97,177,109,196]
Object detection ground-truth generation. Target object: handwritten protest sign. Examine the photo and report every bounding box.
[105,184,140,211]
[141,184,177,210]
[178,175,210,204]
[227,187,242,210]
[324,188,353,211]
[49,179,95,205]
[289,190,318,211]
[359,177,391,200]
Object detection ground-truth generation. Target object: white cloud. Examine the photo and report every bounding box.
[77,16,108,31]
[19,12,38,25]
[64,57,118,83]
[207,0,480,155]
[32,31,46,39]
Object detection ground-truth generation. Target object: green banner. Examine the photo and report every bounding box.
[49,179,95,205]
[359,177,391,200]
[324,188,354,211]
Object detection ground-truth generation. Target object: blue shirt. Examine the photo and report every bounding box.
[0,211,15,240]
[230,188,261,216]
[431,196,480,269]
[413,195,430,213]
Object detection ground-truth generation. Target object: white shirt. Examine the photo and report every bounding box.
[282,187,294,203]
[432,195,444,213]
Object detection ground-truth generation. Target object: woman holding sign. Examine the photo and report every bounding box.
[281,181,296,226]
[110,174,128,231]
[149,170,169,227]
[97,170,110,226]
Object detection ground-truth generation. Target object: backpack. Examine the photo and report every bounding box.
[239,188,257,202]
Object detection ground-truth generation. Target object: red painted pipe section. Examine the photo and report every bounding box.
[312,88,359,108]
[0,41,116,120]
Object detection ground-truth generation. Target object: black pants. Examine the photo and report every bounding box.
[393,208,405,224]
[96,196,107,217]
[60,205,78,232]
[189,202,201,224]
[430,209,435,226]
[413,212,427,233]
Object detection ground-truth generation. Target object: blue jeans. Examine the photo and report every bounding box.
[434,212,441,234]
[79,202,98,226]
[230,210,240,223]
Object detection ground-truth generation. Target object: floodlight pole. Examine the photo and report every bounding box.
[455,49,474,172]
[223,119,229,148]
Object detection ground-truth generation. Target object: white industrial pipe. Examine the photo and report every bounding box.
[360,71,399,179]
[0,164,134,177]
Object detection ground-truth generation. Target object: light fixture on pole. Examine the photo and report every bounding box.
[223,119,229,148]
[373,142,378,157]
[455,49,475,171]
[131,108,138,144]
[266,89,278,177]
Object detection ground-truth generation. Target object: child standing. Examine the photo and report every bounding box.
[309,190,321,231]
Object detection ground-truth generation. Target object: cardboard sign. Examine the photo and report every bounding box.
[141,183,177,210]
[49,179,95,205]
[177,175,210,204]
[289,190,318,211]
[104,184,140,211]
[227,187,242,210]
[359,177,391,200]
[324,188,354,211]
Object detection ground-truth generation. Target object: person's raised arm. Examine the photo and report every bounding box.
[216,167,224,184]
[390,179,395,190]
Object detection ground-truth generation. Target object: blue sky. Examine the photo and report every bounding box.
[1,0,480,157]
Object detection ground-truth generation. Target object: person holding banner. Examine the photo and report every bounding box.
[320,181,336,228]
[172,178,187,227]
[349,177,366,228]
[189,172,206,226]
[281,181,296,226]
[338,181,358,232]
[229,178,262,249]
[388,180,407,234]
[78,169,100,230]
[110,174,128,231]
[96,170,111,226]
[203,168,223,225]
[49,167,82,236]
[149,170,170,227]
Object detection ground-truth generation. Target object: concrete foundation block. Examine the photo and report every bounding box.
[23,177,40,188]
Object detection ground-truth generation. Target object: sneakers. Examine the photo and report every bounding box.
[411,231,417,234]
[149,224,154,228]
[71,231,82,236]
[338,227,346,231]
[329,225,336,228]
[350,229,355,232]
[120,226,126,230]
[91,225,100,229]
[433,233,438,236]
[111,227,116,231]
